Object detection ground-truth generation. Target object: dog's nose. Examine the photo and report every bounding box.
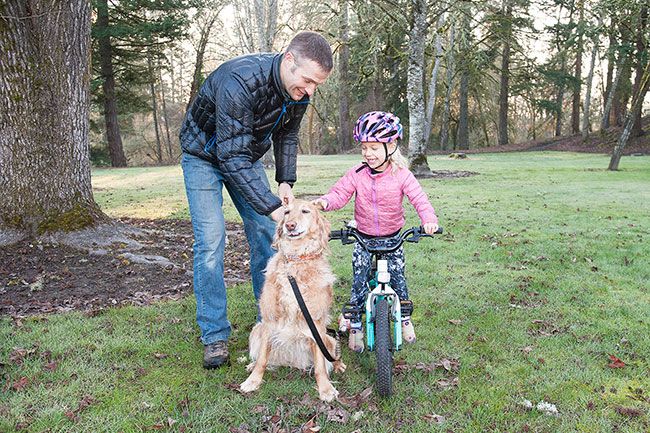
[285,221,296,231]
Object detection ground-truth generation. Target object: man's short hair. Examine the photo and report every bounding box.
[286,31,333,73]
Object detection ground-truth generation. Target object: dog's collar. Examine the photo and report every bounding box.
[283,250,323,262]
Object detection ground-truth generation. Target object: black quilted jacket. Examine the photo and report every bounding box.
[180,53,308,215]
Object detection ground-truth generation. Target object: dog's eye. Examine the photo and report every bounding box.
[301,209,311,214]
[284,209,290,215]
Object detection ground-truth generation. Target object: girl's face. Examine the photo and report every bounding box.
[361,141,396,171]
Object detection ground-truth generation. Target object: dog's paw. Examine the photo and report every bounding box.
[318,384,339,402]
[239,376,262,393]
[333,360,347,373]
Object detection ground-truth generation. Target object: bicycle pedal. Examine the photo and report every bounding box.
[400,300,414,317]
[342,303,362,320]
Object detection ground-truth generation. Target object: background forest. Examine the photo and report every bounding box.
[90,0,650,167]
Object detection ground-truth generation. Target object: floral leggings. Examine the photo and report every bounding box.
[348,236,408,320]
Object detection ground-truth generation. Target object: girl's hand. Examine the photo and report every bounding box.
[312,198,328,211]
[423,222,439,235]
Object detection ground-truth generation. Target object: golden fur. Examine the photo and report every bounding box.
[239,199,346,401]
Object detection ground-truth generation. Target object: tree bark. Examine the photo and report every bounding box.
[608,61,650,170]
[0,0,105,236]
[582,19,600,139]
[148,56,163,164]
[424,14,445,148]
[457,8,471,150]
[407,0,432,177]
[601,64,622,132]
[440,20,456,151]
[187,10,219,110]
[630,5,648,138]
[571,0,584,134]
[498,1,512,145]
[96,0,127,167]
[337,0,352,152]
[602,17,615,126]
[158,58,174,161]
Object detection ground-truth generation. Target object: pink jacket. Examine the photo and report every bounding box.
[320,164,438,236]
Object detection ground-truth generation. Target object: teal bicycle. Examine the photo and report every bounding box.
[329,225,443,396]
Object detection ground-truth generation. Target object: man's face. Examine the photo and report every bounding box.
[281,51,330,101]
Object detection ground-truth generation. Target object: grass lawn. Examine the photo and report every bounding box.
[2,152,649,432]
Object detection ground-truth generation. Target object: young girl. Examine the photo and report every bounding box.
[313,111,439,353]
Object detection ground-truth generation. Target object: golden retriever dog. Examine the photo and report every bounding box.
[239,199,346,401]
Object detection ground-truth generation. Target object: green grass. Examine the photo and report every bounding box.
[2,152,649,432]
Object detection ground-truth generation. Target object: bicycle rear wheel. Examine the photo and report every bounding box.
[375,298,392,396]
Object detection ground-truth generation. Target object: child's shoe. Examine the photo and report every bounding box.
[348,322,364,352]
[401,317,416,343]
[338,314,351,333]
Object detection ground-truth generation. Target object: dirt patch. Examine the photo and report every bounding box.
[0,219,250,317]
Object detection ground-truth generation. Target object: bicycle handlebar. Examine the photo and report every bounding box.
[329,226,443,254]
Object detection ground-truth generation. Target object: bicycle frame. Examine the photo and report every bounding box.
[365,257,403,351]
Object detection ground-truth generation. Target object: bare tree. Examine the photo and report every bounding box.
[571,0,584,134]
[187,6,222,109]
[608,61,650,170]
[440,19,457,151]
[582,17,601,139]
[424,14,446,148]
[337,0,352,151]
[0,0,105,237]
[406,0,432,177]
[96,0,127,167]
[497,0,512,145]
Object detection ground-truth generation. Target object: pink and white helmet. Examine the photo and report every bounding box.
[353,111,403,143]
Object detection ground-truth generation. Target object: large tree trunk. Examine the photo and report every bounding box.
[440,21,456,151]
[96,0,127,167]
[609,61,650,170]
[337,0,352,152]
[407,0,432,177]
[571,0,584,134]
[497,1,512,145]
[424,14,445,148]
[0,0,105,237]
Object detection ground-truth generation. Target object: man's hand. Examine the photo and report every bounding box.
[423,222,439,235]
[278,182,294,205]
[311,198,328,210]
[270,206,286,222]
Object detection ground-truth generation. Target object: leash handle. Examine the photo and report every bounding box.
[287,276,339,362]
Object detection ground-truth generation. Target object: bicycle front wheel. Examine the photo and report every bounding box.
[375,298,393,397]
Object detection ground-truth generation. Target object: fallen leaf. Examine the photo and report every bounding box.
[608,354,626,369]
[448,319,462,325]
[11,377,29,391]
[615,406,644,417]
[423,413,445,424]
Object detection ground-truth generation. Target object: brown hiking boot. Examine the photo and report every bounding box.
[203,340,229,369]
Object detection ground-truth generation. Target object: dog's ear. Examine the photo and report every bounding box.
[271,211,284,249]
[314,207,331,251]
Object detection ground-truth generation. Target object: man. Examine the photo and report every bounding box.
[179,31,333,369]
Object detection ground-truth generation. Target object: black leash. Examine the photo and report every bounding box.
[287,275,339,362]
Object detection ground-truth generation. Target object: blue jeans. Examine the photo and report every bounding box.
[181,152,276,345]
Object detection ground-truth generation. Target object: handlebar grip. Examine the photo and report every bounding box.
[329,229,344,240]
[419,225,444,235]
